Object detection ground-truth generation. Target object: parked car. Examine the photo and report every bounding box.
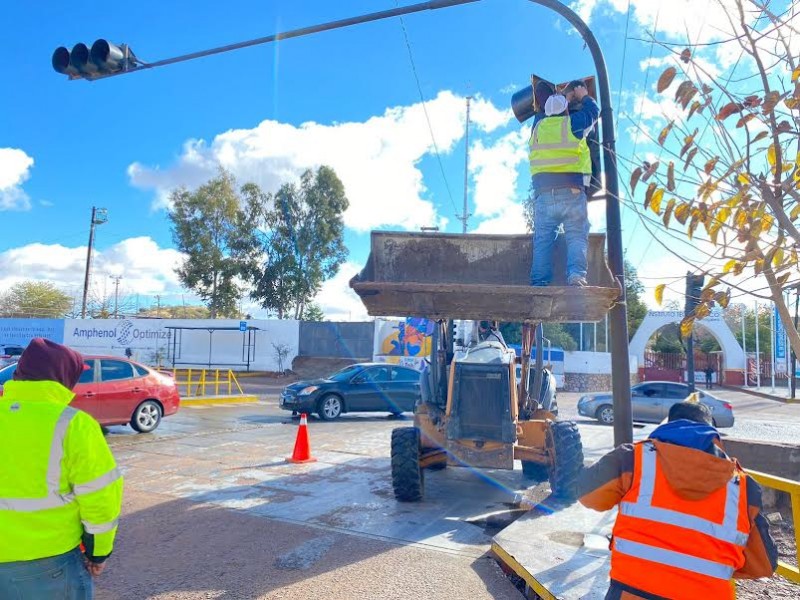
[0,356,181,432]
[577,381,734,428]
[280,362,421,420]
[0,344,24,368]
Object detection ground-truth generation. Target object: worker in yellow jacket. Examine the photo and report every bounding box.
[0,338,123,599]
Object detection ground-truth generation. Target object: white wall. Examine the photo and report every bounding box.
[62,318,299,372]
[564,351,639,375]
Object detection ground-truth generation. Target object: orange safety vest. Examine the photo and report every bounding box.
[610,441,750,600]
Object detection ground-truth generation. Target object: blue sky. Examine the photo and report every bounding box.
[0,0,788,318]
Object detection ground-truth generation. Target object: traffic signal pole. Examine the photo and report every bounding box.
[61,0,634,444]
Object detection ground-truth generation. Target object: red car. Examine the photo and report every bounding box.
[0,356,180,433]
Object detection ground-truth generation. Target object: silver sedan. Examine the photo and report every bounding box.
[577,381,735,428]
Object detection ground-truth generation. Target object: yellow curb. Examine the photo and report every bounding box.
[491,542,557,600]
[181,395,260,406]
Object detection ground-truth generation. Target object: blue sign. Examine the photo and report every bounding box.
[239,321,247,332]
[0,319,65,346]
[775,306,786,360]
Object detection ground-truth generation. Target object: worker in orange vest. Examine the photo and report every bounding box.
[578,400,777,599]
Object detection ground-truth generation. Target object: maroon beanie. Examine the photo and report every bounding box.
[14,338,85,390]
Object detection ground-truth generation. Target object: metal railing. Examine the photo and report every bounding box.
[170,368,245,398]
[746,469,800,584]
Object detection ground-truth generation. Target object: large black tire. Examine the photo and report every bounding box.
[391,427,424,502]
[548,421,584,501]
[522,460,549,482]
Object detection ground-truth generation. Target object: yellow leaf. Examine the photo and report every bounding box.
[767,144,777,167]
[719,290,731,309]
[790,203,800,220]
[644,182,657,209]
[717,207,731,223]
[723,259,738,274]
[650,188,665,214]
[793,67,800,83]
[737,173,751,186]
[680,316,695,338]
[674,202,691,225]
[655,284,666,305]
[778,272,791,286]
[658,122,674,146]
[695,303,711,319]
[773,248,785,267]
[761,214,774,233]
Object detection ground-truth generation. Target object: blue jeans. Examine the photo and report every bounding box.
[0,549,93,600]
[531,186,589,285]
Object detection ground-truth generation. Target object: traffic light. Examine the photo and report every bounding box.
[52,40,136,80]
[685,273,705,314]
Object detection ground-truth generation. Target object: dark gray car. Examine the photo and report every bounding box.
[577,381,734,428]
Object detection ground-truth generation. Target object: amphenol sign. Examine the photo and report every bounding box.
[65,319,172,353]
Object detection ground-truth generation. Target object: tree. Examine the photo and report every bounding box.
[630,0,800,357]
[246,166,349,319]
[498,322,578,351]
[138,305,212,319]
[302,303,326,322]
[624,260,648,339]
[724,303,773,356]
[168,170,254,318]
[0,281,73,318]
[649,324,685,354]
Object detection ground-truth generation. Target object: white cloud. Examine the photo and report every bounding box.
[0,237,185,305]
[469,127,529,220]
[129,91,511,233]
[313,261,370,322]
[0,148,34,211]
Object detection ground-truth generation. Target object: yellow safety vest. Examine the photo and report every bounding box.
[0,380,123,562]
[529,116,591,176]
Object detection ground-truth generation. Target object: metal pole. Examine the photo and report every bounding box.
[594,322,597,352]
[81,207,97,319]
[461,96,472,233]
[579,322,584,351]
[793,288,799,398]
[771,303,776,393]
[755,301,761,389]
[741,303,747,386]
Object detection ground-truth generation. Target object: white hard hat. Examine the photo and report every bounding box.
[544,94,568,116]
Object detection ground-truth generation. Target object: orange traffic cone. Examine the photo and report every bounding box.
[287,413,317,463]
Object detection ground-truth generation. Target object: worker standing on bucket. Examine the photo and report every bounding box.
[577,400,777,599]
[0,339,123,599]
[529,79,598,287]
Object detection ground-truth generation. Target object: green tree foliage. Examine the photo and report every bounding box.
[724,304,773,356]
[624,261,648,339]
[0,281,72,318]
[168,170,253,318]
[245,167,348,319]
[649,324,686,354]
[302,303,326,322]
[498,322,578,351]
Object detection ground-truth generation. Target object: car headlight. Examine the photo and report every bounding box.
[298,386,319,396]
[578,395,593,404]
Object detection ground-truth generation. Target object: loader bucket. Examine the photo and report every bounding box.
[349,232,619,322]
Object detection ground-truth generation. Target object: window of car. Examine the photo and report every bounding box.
[3,346,24,356]
[78,361,96,384]
[357,367,390,383]
[133,364,150,378]
[392,367,420,382]
[100,360,134,382]
[330,365,362,382]
[0,364,16,385]
[634,383,664,397]
[663,384,689,399]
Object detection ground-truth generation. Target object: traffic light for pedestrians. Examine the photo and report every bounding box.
[685,273,705,315]
[52,40,137,80]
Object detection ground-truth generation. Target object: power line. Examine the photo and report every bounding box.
[615,0,633,112]
[397,11,460,218]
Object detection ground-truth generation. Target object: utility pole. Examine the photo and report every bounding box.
[458,95,472,233]
[81,207,108,319]
[155,295,162,318]
[741,304,748,386]
[755,301,761,389]
[110,275,122,318]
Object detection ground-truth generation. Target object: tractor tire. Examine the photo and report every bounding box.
[522,460,549,482]
[547,421,584,502]
[391,427,424,502]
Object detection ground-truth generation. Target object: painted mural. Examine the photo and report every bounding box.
[373,317,435,370]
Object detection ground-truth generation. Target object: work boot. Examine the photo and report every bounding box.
[568,275,588,287]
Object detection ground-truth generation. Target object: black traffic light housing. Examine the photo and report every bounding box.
[52,40,136,80]
[685,273,705,315]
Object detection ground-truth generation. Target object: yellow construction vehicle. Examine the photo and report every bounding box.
[350,231,619,501]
